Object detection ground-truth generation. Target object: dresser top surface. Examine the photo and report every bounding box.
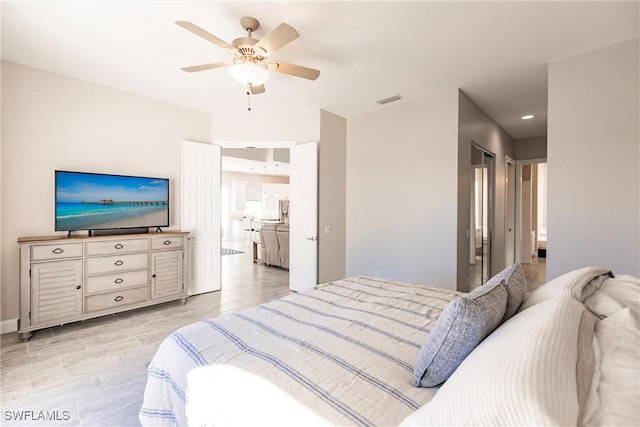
[18,231,188,244]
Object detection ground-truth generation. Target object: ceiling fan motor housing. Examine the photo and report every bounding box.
[232,37,267,59]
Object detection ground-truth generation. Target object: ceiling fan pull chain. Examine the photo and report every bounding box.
[247,84,252,111]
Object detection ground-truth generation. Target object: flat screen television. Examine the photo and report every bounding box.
[55,170,169,234]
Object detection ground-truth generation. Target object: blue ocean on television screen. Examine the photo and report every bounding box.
[56,172,169,231]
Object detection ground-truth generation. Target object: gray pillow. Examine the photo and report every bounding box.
[486,263,527,322]
[412,280,507,387]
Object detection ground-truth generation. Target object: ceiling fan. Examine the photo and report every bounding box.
[176,16,320,97]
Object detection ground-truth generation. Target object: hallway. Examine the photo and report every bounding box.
[522,258,546,290]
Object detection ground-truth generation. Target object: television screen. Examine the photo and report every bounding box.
[55,170,169,232]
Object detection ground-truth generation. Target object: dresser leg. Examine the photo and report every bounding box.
[19,331,33,342]
[181,297,188,305]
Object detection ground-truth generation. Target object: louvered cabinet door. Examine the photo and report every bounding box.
[150,250,183,299]
[31,260,83,325]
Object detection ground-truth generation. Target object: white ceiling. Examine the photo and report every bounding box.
[222,155,290,176]
[2,1,638,140]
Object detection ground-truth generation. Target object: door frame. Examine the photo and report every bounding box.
[470,142,496,285]
[514,157,547,265]
[216,141,319,292]
[505,155,516,266]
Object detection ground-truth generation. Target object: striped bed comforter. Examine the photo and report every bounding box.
[139,277,459,426]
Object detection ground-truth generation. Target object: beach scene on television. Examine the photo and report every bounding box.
[56,172,169,231]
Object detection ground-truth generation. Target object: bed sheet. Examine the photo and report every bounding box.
[139,276,459,426]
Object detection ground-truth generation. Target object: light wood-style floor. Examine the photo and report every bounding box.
[470,255,546,291]
[0,241,290,426]
[1,241,547,426]
[521,257,547,290]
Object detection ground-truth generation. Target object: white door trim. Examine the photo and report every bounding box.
[505,155,516,266]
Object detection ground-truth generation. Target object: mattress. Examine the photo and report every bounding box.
[139,276,460,426]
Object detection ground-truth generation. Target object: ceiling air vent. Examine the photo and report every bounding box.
[376,94,402,105]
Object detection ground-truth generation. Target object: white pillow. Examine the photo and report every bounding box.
[400,297,596,426]
[519,266,612,312]
[583,308,640,427]
[584,274,640,321]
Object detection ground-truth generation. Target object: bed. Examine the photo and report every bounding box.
[140,269,640,426]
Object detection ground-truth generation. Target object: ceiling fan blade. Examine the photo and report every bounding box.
[271,61,320,80]
[176,21,236,52]
[181,61,233,73]
[254,23,299,55]
[250,84,266,95]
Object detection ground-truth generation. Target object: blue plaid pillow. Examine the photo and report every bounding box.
[412,280,507,387]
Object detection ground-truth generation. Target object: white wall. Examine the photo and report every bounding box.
[212,109,348,285]
[211,111,320,144]
[1,61,212,323]
[547,38,639,278]
[515,136,547,160]
[318,110,346,283]
[346,90,459,289]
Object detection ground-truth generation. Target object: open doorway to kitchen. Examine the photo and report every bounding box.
[220,148,291,293]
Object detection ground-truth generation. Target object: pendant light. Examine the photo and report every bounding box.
[275,164,280,199]
[262,165,267,197]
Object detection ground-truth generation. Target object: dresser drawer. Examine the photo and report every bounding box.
[151,236,183,250]
[31,243,83,261]
[85,287,148,313]
[85,253,148,275]
[85,238,148,256]
[85,270,148,295]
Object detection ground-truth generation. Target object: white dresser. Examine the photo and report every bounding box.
[18,231,188,341]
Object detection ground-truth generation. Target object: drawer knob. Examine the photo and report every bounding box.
[114,260,124,266]
[114,243,124,250]
[52,248,64,254]
[75,285,81,290]
[114,278,124,284]
[163,240,172,246]
[114,295,124,302]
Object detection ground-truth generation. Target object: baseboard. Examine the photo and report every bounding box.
[1,318,18,334]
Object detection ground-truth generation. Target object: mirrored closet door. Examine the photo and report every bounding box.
[469,144,494,289]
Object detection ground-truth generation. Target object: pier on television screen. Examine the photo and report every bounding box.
[55,170,169,232]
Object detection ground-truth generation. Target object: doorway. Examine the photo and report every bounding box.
[510,159,547,288]
[219,149,291,295]
[183,141,319,297]
[469,144,495,289]
[220,143,318,292]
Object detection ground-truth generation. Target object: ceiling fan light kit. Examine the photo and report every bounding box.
[177,16,320,111]
[229,61,270,86]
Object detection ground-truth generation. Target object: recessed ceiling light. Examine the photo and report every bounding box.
[521,115,534,120]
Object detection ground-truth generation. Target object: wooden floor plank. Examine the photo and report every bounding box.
[0,243,289,426]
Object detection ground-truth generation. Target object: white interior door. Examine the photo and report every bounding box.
[505,157,516,265]
[182,140,221,295]
[289,141,318,292]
